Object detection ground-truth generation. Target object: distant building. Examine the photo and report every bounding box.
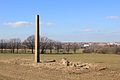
[80,43,90,48]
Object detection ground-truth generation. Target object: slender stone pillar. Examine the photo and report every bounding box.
[35,15,40,63]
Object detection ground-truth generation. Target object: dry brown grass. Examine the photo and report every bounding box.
[0,53,120,80]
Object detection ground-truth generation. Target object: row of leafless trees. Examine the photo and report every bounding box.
[83,44,120,54]
[0,35,80,54]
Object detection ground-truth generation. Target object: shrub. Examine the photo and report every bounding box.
[82,48,93,53]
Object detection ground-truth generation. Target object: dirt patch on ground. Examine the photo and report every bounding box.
[0,58,120,80]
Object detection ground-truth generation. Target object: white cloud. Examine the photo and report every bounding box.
[4,21,32,28]
[84,28,93,32]
[105,16,119,20]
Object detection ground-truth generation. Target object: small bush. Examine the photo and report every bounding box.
[82,48,93,53]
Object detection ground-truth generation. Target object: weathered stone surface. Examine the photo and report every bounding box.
[97,66,108,71]
[60,58,70,66]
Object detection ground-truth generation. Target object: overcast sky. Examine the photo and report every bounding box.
[0,0,120,42]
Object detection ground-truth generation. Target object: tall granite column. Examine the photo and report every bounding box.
[35,15,40,63]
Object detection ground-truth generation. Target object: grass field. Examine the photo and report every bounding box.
[0,53,120,63]
[0,53,120,80]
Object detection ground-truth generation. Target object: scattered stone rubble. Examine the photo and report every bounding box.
[38,58,108,74]
[5,58,108,74]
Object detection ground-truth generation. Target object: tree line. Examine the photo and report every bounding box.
[0,35,80,54]
[1,35,120,54]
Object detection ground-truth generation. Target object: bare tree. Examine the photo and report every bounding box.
[4,40,9,53]
[63,43,71,53]
[55,42,62,53]
[22,41,28,53]
[66,43,71,53]
[47,40,55,53]
[72,42,79,53]
[15,39,21,53]
[8,39,17,53]
[40,37,49,54]
[0,39,6,53]
[24,35,35,54]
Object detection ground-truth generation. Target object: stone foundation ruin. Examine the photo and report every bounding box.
[3,58,108,74]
